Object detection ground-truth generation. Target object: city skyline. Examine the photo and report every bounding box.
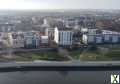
[0,0,120,10]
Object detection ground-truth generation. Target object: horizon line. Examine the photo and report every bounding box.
[0,8,120,11]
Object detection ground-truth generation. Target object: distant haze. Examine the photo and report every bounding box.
[0,0,120,10]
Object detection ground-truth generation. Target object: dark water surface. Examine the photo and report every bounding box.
[0,71,119,84]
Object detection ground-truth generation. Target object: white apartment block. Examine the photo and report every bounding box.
[82,29,120,44]
[54,27,73,47]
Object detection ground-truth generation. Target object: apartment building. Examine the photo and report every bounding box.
[82,29,120,44]
[54,27,73,47]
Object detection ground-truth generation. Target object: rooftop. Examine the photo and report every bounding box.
[56,26,73,31]
[102,30,120,34]
[41,36,48,39]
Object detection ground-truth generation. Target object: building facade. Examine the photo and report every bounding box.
[11,32,24,48]
[40,36,49,46]
[24,31,39,48]
[82,30,120,44]
[54,27,73,47]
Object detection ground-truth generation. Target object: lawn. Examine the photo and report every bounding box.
[69,46,120,61]
[14,46,120,61]
[105,49,120,60]
[14,51,69,61]
[69,50,83,60]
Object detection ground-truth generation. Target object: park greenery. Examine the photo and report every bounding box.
[14,51,69,61]
[69,45,120,61]
[13,45,120,61]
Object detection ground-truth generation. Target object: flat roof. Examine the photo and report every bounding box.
[56,26,73,31]
[41,36,48,39]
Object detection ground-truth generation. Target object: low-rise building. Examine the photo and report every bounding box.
[81,27,99,34]
[102,30,120,43]
[95,34,103,44]
[0,33,4,48]
[40,36,49,46]
[111,34,119,43]
[11,32,24,48]
[45,28,54,40]
[82,34,96,44]
[73,31,82,45]
[82,29,120,44]
[24,31,39,48]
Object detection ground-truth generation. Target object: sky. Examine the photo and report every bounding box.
[0,0,120,10]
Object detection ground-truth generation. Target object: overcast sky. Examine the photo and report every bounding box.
[0,0,120,10]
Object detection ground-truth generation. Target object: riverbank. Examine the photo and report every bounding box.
[69,45,120,61]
